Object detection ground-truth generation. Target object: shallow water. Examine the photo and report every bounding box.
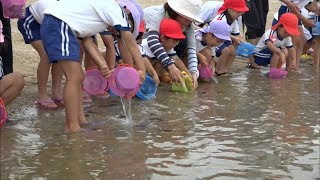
[1,65,319,179]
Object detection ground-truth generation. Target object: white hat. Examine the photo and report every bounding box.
[167,0,203,23]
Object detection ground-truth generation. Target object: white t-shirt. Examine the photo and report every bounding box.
[198,1,223,24]
[140,39,176,59]
[281,0,313,9]
[29,0,59,24]
[213,14,240,36]
[198,1,242,28]
[44,0,130,38]
[255,29,293,52]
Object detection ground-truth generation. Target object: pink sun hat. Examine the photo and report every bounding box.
[83,69,109,96]
[0,97,7,128]
[108,64,140,98]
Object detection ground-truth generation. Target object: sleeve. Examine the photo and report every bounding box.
[231,21,240,36]
[284,37,293,48]
[146,30,175,69]
[100,3,131,33]
[185,25,199,77]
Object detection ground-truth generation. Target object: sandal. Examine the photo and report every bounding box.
[34,100,59,109]
[52,98,64,107]
[214,72,228,76]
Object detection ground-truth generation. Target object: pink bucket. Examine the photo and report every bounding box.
[198,65,213,81]
[0,97,7,128]
[269,68,287,79]
[108,64,140,98]
[1,0,26,18]
[83,69,109,96]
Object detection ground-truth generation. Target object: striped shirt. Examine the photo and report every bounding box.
[143,5,199,76]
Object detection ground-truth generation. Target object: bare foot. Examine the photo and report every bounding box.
[65,124,82,133]
[78,113,87,124]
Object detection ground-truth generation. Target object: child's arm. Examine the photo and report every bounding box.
[82,37,112,78]
[144,58,160,85]
[197,52,208,67]
[119,30,146,83]
[100,34,116,70]
[230,35,242,46]
[279,0,300,14]
[117,38,134,65]
[287,47,297,69]
[266,41,286,64]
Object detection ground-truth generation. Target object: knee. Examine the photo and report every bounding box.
[13,72,25,92]
[221,47,231,56]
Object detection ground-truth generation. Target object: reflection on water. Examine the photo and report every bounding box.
[1,65,319,179]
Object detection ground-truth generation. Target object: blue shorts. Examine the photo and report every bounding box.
[273,5,302,26]
[253,48,272,66]
[40,15,81,63]
[215,41,232,57]
[17,7,41,44]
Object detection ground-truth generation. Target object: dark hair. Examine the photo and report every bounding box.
[164,2,179,20]
[126,12,134,33]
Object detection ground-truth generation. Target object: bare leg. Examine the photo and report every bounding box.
[291,26,307,70]
[0,72,25,106]
[51,63,64,101]
[270,53,280,68]
[312,38,319,67]
[31,40,56,106]
[216,47,232,74]
[59,60,83,132]
[226,45,236,72]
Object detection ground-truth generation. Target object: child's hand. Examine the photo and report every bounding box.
[151,73,160,86]
[191,73,198,89]
[168,64,182,83]
[303,19,315,29]
[197,52,208,67]
[137,69,146,84]
[100,64,113,79]
[232,36,242,46]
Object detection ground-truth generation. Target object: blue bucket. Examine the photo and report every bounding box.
[312,21,320,36]
[136,75,157,100]
[236,42,255,58]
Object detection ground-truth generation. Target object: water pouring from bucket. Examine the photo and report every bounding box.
[108,64,140,123]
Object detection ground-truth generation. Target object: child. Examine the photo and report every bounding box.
[249,13,300,75]
[0,25,25,107]
[17,0,63,109]
[275,0,317,71]
[300,4,320,67]
[41,0,146,132]
[140,18,186,84]
[194,20,231,79]
[144,0,203,88]
[212,0,249,76]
